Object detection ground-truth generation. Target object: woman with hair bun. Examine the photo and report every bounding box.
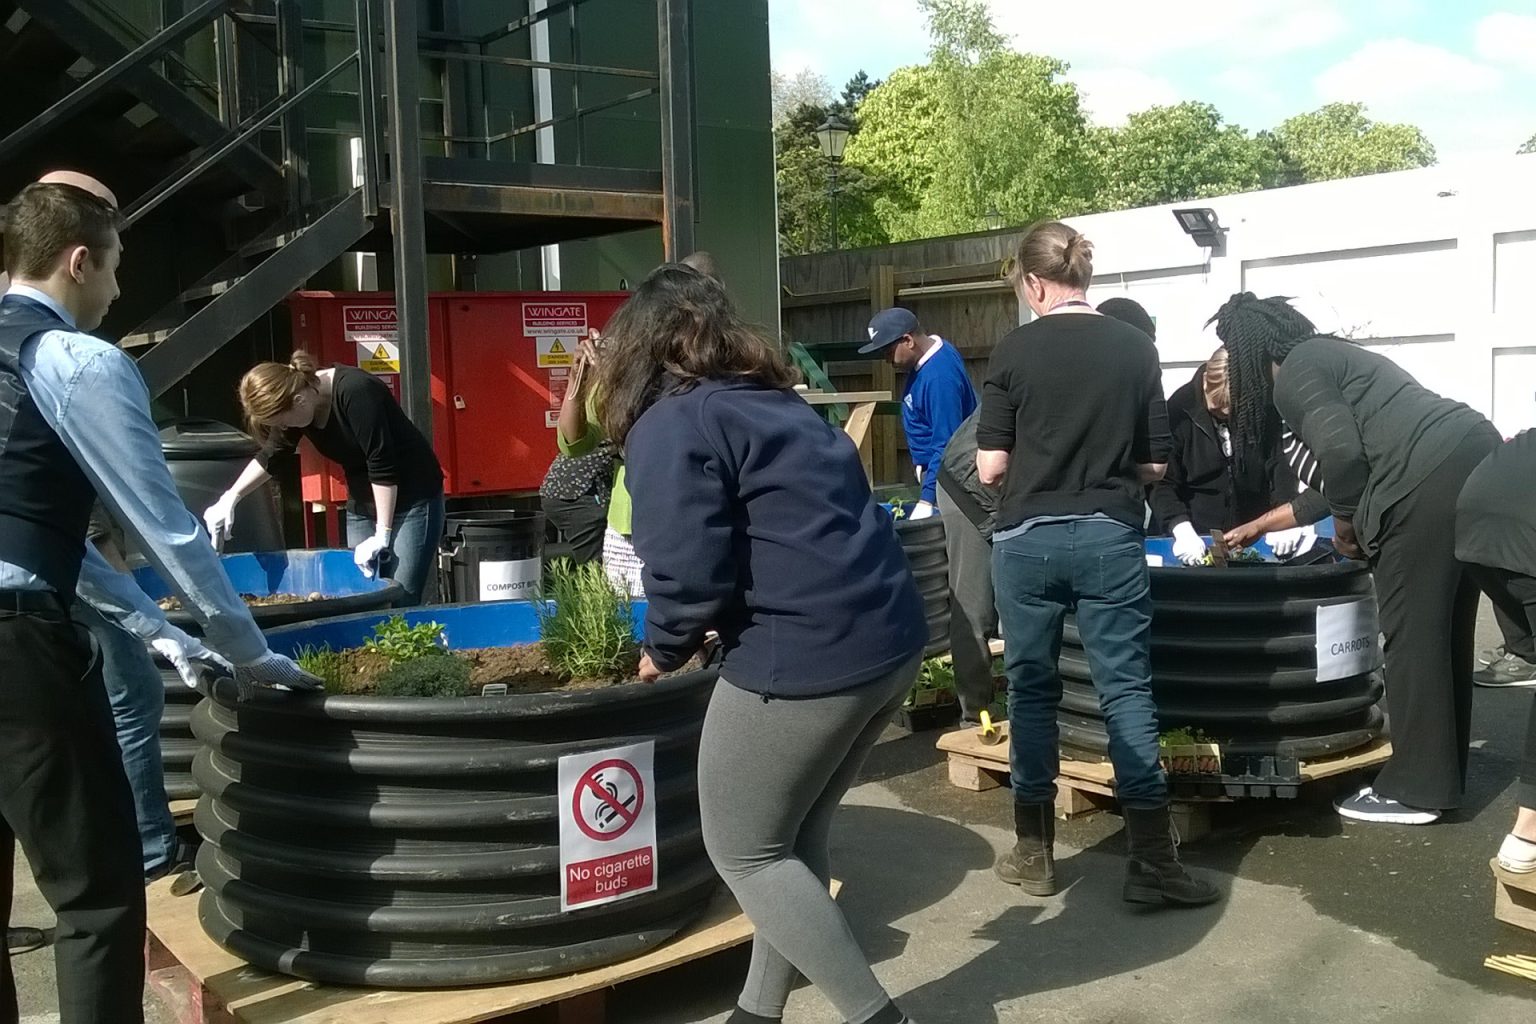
[977,221,1219,907]
[205,352,445,604]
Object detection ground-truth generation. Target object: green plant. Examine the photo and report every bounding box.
[536,559,638,680]
[375,654,472,698]
[295,644,348,689]
[363,615,447,664]
[905,656,957,707]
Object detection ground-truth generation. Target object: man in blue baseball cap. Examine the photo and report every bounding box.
[861,307,977,518]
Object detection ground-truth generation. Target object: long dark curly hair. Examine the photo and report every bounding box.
[595,263,800,443]
[1207,292,1321,472]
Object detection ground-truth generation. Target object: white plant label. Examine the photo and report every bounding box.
[1315,598,1381,682]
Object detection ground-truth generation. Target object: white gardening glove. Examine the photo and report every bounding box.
[235,651,326,692]
[202,491,238,547]
[1172,522,1207,566]
[147,622,234,689]
[910,500,937,521]
[1266,524,1317,559]
[353,527,393,578]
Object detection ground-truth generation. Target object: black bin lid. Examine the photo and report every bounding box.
[159,418,260,460]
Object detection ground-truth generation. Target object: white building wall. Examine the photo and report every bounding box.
[1072,155,1536,436]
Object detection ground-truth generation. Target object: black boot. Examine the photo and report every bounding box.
[1122,805,1221,907]
[994,800,1057,895]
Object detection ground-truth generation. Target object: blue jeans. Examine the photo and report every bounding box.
[992,520,1166,809]
[346,493,447,606]
[74,602,178,877]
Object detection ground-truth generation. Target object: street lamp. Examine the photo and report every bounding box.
[984,206,1004,231]
[815,117,852,250]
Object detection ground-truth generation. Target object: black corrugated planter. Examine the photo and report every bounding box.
[191,601,720,988]
[1057,544,1385,763]
[136,550,403,803]
[892,512,950,657]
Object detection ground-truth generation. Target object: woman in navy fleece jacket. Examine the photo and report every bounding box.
[595,265,927,1024]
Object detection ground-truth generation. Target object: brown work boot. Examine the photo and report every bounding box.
[1122,804,1222,907]
[995,800,1057,895]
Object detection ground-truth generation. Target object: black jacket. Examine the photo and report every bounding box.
[936,411,998,540]
[1149,367,1299,534]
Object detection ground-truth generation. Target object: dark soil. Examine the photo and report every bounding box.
[157,592,324,612]
[332,644,701,697]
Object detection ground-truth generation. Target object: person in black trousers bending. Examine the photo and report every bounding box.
[978,221,1218,907]
[1211,293,1500,824]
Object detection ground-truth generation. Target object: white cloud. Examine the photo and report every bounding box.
[1475,13,1536,73]
[1071,69,1181,126]
[991,0,1348,63]
[1315,39,1502,105]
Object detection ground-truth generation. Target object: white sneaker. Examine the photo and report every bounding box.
[1497,834,1536,873]
[1334,786,1441,825]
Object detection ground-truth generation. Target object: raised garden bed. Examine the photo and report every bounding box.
[191,574,720,988]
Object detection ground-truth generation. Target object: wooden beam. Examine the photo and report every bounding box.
[869,264,899,485]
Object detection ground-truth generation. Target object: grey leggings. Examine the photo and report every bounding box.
[698,655,921,1023]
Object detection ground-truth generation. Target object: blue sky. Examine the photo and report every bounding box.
[769,0,1536,161]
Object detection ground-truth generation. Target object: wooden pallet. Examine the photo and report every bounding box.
[170,799,196,826]
[1493,858,1536,936]
[144,876,826,1024]
[936,726,1393,841]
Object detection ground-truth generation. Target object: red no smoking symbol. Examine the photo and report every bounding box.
[572,759,646,842]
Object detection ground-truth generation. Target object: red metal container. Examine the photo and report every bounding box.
[287,291,629,504]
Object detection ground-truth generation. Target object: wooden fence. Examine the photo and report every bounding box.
[779,227,1029,488]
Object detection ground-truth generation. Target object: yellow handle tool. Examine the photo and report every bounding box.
[977,709,1006,746]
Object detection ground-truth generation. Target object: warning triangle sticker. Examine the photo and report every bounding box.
[373,344,390,360]
[549,339,566,354]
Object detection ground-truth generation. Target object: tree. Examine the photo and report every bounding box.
[1267,103,1435,184]
[846,1,1097,240]
[773,73,889,255]
[1520,132,1536,156]
[1093,103,1283,211]
[770,69,830,128]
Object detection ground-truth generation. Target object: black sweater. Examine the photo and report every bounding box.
[978,313,1171,532]
[1149,367,1299,534]
[625,378,926,697]
[1273,339,1494,555]
[256,365,443,517]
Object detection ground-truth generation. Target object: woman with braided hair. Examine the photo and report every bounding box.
[1211,292,1500,825]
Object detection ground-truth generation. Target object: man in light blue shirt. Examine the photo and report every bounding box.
[0,175,318,1023]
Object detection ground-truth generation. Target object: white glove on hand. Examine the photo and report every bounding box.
[353,528,392,578]
[202,491,238,546]
[148,623,234,689]
[235,651,326,692]
[1172,522,1207,566]
[1266,524,1317,559]
[909,500,937,521]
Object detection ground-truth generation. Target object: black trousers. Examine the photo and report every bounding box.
[1493,600,1536,661]
[1370,429,1500,811]
[1465,565,1536,809]
[0,610,145,1024]
[542,494,610,567]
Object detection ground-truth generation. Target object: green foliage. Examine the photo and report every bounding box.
[915,657,956,691]
[1266,103,1435,185]
[1093,103,1282,211]
[773,4,1443,249]
[536,559,638,681]
[362,615,447,665]
[294,644,348,690]
[1519,132,1536,156]
[374,654,471,698]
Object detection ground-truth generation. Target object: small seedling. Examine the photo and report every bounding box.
[295,644,348,689]
[363,615,448,664]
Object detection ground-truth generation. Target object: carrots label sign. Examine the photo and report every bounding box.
[1315,598,1381,683]
[557,741,658,912]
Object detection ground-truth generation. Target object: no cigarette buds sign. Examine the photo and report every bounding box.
[558,741,658,911]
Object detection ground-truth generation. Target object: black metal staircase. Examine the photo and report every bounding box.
[0,0,695,417]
